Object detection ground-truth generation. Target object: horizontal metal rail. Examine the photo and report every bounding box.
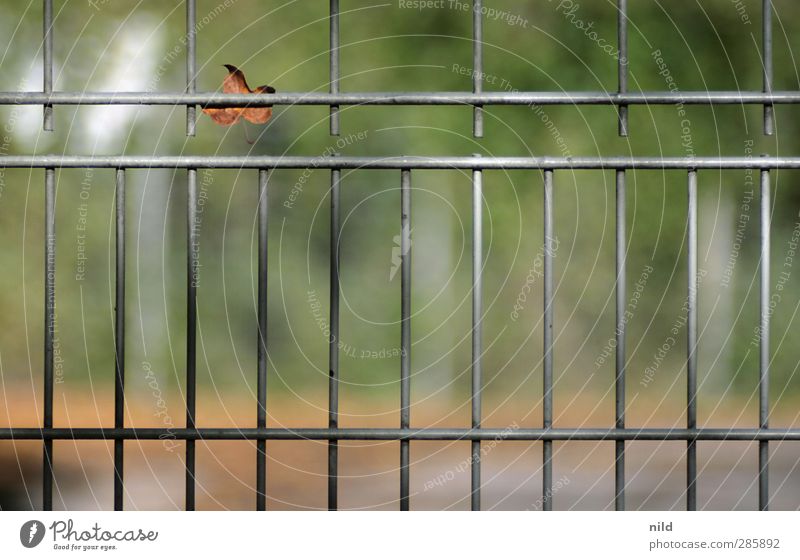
[0,155,796,169]
[2,91,800,106]
[2,428,800,441]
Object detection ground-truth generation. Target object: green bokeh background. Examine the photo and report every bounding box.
[1,0,800,427]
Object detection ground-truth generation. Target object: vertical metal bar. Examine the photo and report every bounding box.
[256,169,268,511]
[470,158,482,511]
[186,168,197,511]
[686,169,698,511]
[615,169,626,511]
[329,0,340,136]
[759,168,770,510]
[762,0,774,136]
[113,168,125,511]
[400,169,411,511]
[328,160,340,510]
[43,0,53,131]
[472,0,483,138]
[543,169,554,511]
[43,167,55,510]
[186,0,196,137]
[617,0,628,137]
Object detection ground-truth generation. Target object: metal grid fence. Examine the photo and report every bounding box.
[0,0,796,511]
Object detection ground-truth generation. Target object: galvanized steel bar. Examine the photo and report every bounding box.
[330,0,340,135]
[472,0,483,138]
[471,159,483,511]
[186,169,198,511]
[759,168,771,510]
[6,155,800,170]
[186,0,196,136]
[328,162,341,510]
[617,0,628,136]
[257,169,269,511]
[43,0,53,131]
[400,169,411,511]
[543,169,554,511]
[5,427,800,441]
[686,170,698,511]
[43,167,55,510]
[113,168,126,511]
[5,91,800,106]
[763,0,774,135]
[615,169,626,510]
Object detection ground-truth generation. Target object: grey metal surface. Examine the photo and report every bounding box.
[328,162,341,510]
[43,167,55,510]
[4,3,792,513]
[113,169,126,511]
[2,155,799,169]
[400,169,411,511]
[4,427,800,441]
[617,0,628,136]
[615,170,626,511]
[472,0,483,138]
[257,169,269,511]
[329,0,340,135]
[186,0,196,137]
[760,169,771,510]
[686,171,698,511]
[471,160,483,511]
[186,169,198,511]
[4,91,800,105]
[543,170,554,511]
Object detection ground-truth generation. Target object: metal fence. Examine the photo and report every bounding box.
[0,0,797,512]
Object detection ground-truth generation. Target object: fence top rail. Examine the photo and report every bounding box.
[2,91,800,106]
[2,427,800,441]
[0,155,795,170]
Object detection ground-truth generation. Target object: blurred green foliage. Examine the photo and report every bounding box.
[1,0,800,425]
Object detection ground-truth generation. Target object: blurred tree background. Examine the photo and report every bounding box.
[1,0,800,436]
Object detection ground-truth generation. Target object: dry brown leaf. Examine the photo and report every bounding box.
[202,64,275,126]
